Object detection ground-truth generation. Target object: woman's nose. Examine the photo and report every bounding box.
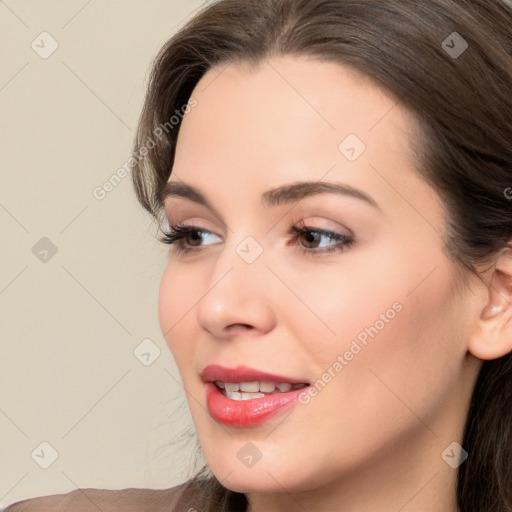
[195,240,277,340]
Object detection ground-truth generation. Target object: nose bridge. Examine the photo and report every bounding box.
[211,235,268,302]
[213,230,268,288]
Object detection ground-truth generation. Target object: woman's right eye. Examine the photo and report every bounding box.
[160,224,221,255]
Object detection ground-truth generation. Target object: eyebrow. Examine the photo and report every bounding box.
[159,179,382,214]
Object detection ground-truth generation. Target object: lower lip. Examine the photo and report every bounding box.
[205,382,307,427]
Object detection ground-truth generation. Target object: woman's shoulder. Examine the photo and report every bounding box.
[1,481,192,512]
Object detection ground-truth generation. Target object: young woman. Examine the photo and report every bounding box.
[5,0,511,511]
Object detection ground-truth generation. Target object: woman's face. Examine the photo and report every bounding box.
[158,56,482,497]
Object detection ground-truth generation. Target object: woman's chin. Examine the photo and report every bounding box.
[213,468,299,494]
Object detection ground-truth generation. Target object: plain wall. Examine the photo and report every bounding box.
[0,1,207,507]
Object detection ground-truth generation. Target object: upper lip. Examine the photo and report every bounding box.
[200,364,310,384]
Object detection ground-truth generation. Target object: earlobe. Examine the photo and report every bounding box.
[468,247,512,361]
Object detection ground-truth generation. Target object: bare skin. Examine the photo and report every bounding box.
[158,55,512,512]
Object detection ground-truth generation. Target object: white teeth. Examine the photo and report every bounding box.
[225,391,266,401]
[259,381,276,393]
[238,381,260,392]
[215,380,307,397]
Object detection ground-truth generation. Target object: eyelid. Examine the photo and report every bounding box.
[164,217,217,233]
[288,214,354,237]
[165,214,352,238]
[163,203,229,233]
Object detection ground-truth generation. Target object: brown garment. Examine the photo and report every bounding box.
[2,480,248,512]
[2,486,186,512]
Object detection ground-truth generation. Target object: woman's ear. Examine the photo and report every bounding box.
[468,247,512,360]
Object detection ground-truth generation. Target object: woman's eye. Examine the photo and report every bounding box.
[290,221,355,257]
[159,224,221,255]
[160,221,355,257]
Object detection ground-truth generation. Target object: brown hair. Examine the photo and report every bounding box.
[130,1,512,510]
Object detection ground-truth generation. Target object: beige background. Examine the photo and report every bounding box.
[0,1,208,507]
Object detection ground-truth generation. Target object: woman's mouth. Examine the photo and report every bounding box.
[201,365,310,427]
[205,380,308,427]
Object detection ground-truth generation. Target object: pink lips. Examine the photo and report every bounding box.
[201,364,310,427]
[200,364,309,385]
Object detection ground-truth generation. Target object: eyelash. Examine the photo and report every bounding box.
[159,220,355,257]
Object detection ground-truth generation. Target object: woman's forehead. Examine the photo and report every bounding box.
[176,56,416,167]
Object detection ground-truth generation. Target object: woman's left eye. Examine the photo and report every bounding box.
[160,221,355,257]
[290,220,355,257]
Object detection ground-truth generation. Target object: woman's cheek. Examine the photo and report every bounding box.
[158,264,197,354]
